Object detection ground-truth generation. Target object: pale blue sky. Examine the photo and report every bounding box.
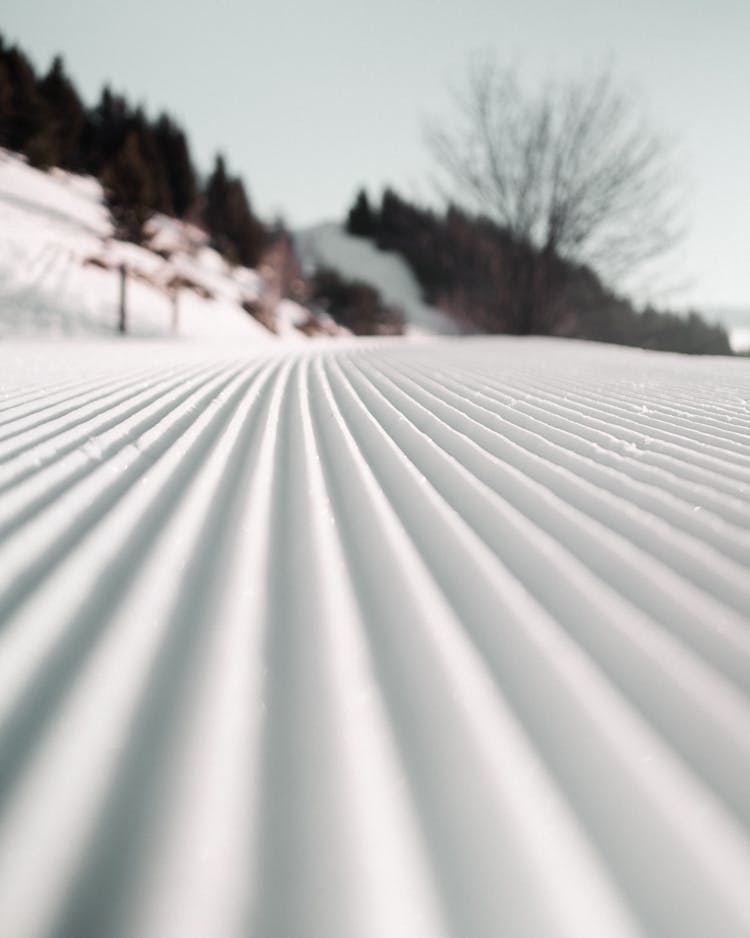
[3,0,749,307]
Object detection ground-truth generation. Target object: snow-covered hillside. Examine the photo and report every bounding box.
[709,306,750,353]
[295,221,463,335]
[0,150,303,342]
[0,336,749,938]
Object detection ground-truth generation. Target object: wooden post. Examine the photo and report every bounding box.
[171,288,180,334]
[118,263,127,334]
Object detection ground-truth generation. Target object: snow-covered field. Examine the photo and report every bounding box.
[0,335,749,938]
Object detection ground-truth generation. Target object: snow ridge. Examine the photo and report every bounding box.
[0,336,749,938]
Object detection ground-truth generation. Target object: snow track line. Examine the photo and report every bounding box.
[0,337,748,938]
[488,368,750,444]
[325,352,750,937]
[445,363,750,487]
[341,355,750,822]
[370,356,750,600]
[422,343,750,442]
[0,367,166,440]
[128,357,293,938]
[0,360,216,494]
[420,356,750,507]
[0,363,277,825]
[0,373,129,421]
[0,363,208,460]
[0,361,253,629]
[250,357,452,938]
[0,364,230,547]
[309,356,643,938]
[42,359,284,938]
[503,375,750,471]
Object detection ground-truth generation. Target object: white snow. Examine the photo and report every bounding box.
[707,307,750,353]
[273,298,312,341]
[294,221,463,335]
[729,325,750,354]
[0,150,275,343]
[0,335,749,938]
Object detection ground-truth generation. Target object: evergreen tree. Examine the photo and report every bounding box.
[225,177,266,266]
[203,154,230,247]
[346,189,376,238]
[37,56,85,170]
[203,154,265,266]
[153,114,197,218]
[0,42,48,160]
[130,109,173,216]
[0,37,13,149]
[101,130,154,243]
[81,85,131,175]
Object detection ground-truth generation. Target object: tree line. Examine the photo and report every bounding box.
[0,33,265,264]
[348,61,731,355]
[1,35,733,350]
[0,32,400,335]
[346,188,731,355]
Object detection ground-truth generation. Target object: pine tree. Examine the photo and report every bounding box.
[0,43,48,159]
[131,111,173,216]
[0,37,13,150]
[82,86,131,175]
[37,56,85,170]
[225,177,266,266]
[153,114,197,218]
[101,130,154,243]
[203,154,230,249]
[346,189,376,238]
[203,154,265,267]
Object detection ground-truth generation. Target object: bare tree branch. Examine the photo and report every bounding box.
[426,61,684,308]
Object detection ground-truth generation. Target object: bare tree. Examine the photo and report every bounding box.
[428,62,683,333]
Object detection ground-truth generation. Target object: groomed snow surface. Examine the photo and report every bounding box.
[0,336,749,938]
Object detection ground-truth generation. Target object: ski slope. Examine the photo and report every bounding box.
[0,336,749,938]
[295,222,463,335]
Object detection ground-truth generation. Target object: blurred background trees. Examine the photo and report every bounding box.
[345,186,729,354]
[0,30,733,351]
[100,130,155,243]
[203,155,266,267]
[0,32,265,259]
[427,62,683,334]
[310,267,404,335]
